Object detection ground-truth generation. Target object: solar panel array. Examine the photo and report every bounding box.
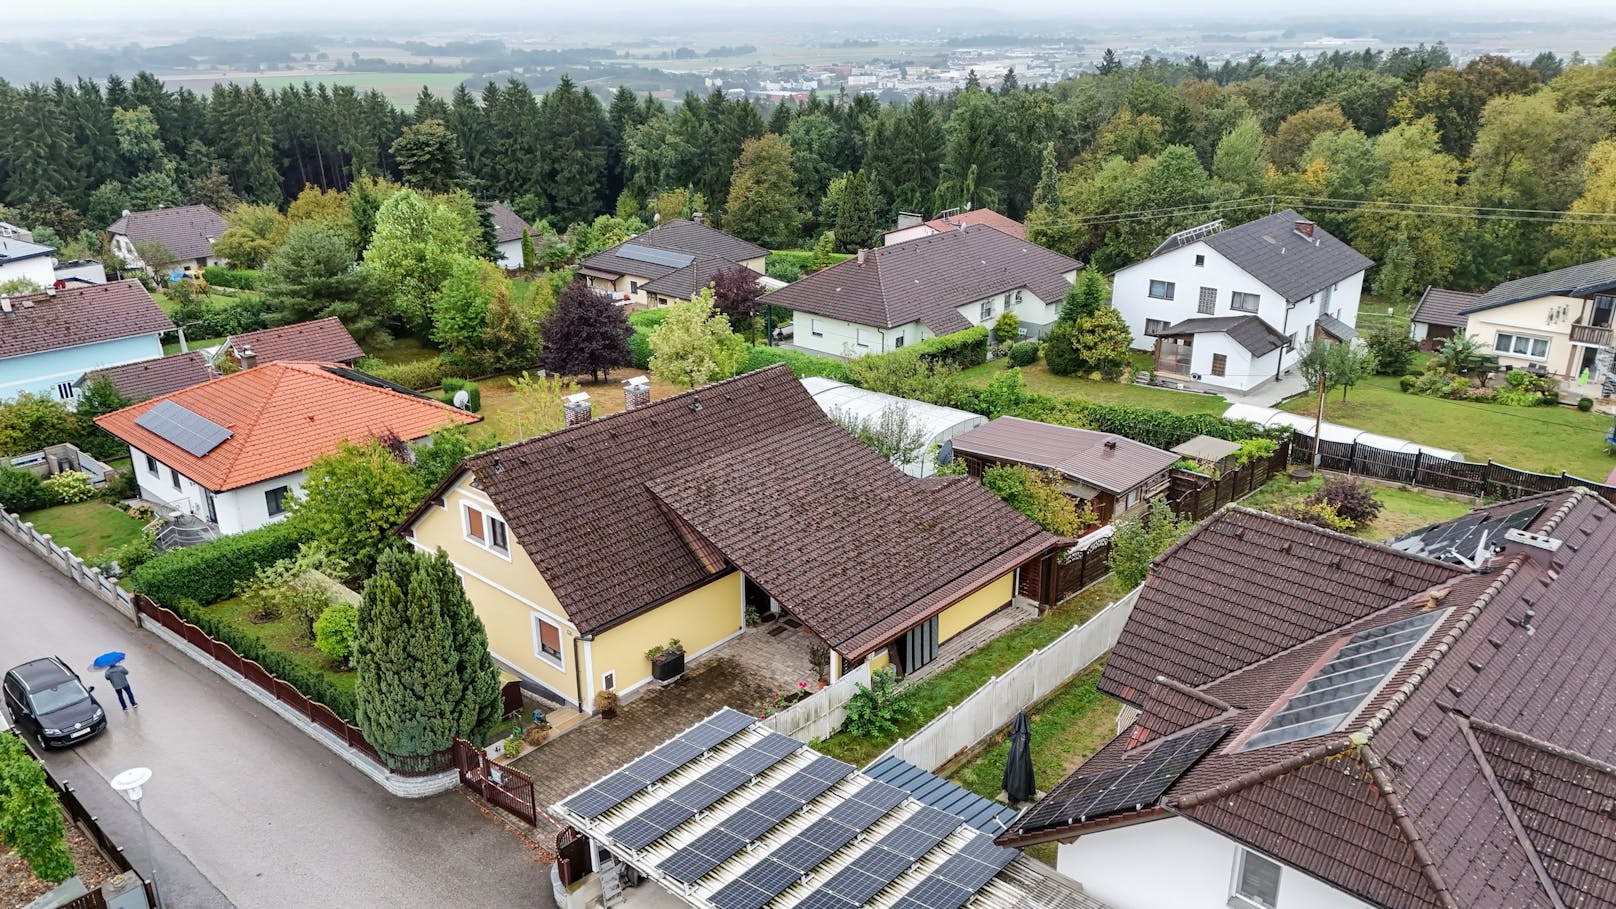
[134,399,233,457]
[889,836,1018,909]
[618,243,695,269]
[1241,609,1445,751]
[565,709,754,818]
[797,806,964,909]
[660,754,856,887]
[613,733,803,851]
[1389,504,1545,564]
[1018,725,1231,833]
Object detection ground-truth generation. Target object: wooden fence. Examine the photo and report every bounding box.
[1288,431,1616,503]
[133,595,453,776]
[454,738,538,825]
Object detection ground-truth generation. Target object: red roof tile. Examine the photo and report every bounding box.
[0,281,174,361]
[923,208,1027,240]
[95,361,478,491]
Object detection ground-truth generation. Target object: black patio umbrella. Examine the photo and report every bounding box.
[1002,710,1035,804]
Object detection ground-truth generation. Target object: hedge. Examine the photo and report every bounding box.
[628,309,672,370]
[439,377,482,412]
[359,356,455,391]
[202,266,258,290]
[167,596,357,720]
[911,326,990,369]
[130,520,309,607]
[742,346,851,381]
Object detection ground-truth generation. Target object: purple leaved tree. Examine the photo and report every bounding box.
[540,279,633,383]
[709,265,765,343]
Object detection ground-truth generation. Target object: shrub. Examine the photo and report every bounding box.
[0,735,76,883]
[1274,499,1354,532]
[202,266,258,290]
[100,469,137,502]
[42,471,96,505]
[763,253,802,283]
[361,356,454,390]
[130,520,309,606]
[741,345,851,381]
[841,668,916,738]
[909,326,989,369]
[96,531,157,576]
[1399,374,1419,393]
[1008,341,1040,367]
[439,377,482,412]
[313,602,360,667]
[627,308,672,369]
[1306,479,1383,529]
[1235,437,1278,466]
[1493,368,1556,407]
[992,311,1021,344]
[1365,324,1417,376]
[0,467,51,513]
[1108,499,1194,590]
[1579,397,1595,412]
[1042,320,1083,376]
[523,724,551,747]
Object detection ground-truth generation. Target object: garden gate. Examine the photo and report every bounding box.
[453,738,538,826]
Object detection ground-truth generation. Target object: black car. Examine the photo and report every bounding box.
[3,657,107,748]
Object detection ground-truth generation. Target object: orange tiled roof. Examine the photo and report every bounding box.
[95,361,479,492]
[924,208,1026,240]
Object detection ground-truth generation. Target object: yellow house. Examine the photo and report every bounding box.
[1458,256,1616,381]
[400,365,1067,712]
[577,217,768,309]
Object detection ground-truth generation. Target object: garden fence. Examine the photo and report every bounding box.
[0,509,137,621]
[1165,439,1291,522]
[453,737,538,826]
[1287,432,1616,504]
[760,661,874,743]
[871,584,1141,774]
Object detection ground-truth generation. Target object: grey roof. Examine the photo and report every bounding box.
[950,416,1179,495]
[1148,315,1289,357]
[765,225,1081,333]
[0,236,55,263]
[865,755,1021,834]
[1461,256,1616,314]
[0,281,174,362]
[1412,286,1481,329]
[486,201,532,245]
[1187,209,1373,303]
[1315,312,1357,342]
[80,351,213,400]
[106,205,228,262]
[639,255,749,300]
[578,219,763,282]
[1171,434,1241,463]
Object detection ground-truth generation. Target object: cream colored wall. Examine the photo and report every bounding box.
[1466,294,1579,375]
[586,272,656,307]
[589,572,744,699]
[937,571,1015,641]
[868,651,891,674]
[741,255,767,275]
[410,474,581,701]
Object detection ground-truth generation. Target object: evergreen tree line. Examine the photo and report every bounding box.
[2,44,1614,294]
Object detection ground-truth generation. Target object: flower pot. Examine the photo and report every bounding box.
[652,650,685,681]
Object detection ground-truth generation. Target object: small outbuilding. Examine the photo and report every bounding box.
[1170,434,1242,475]
[801,376,986,477]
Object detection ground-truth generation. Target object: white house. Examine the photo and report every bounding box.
[1111,210,1372,392]
[1450,256,1616,384]
[769,224,1080,358]
[801,376,986,476]
[95,361,479,536]
[0,236,57,288]
[106,205,228,273]
[577,217,768,308]
[488,201,534,270]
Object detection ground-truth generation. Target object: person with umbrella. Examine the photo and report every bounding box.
[94,652,137,710]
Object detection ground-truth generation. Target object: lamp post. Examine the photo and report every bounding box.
[109,767,164,909]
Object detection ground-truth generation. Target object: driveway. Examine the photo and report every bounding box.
[0,538,552,909]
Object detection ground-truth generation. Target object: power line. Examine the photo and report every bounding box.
[1029,193,1616,230]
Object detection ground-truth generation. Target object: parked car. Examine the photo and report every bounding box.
[3,657,107,748]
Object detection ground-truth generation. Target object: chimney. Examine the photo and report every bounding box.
[1502,527,1562,568]
[1104,438,1118,450]
[692,211,705,225]
[623,375,651,411]
[896,212,924,229]
[238,343,257,369]
[562,391,593,426]
[856,248,867,265]
[121,209,131,218]
[1294,220,1315,240]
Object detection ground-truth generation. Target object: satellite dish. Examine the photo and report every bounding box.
[452,389,472,410]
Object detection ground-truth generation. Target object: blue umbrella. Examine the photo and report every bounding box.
[92,652,126,668]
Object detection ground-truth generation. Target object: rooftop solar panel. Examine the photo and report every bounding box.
[134,399,233,457]
[612,800,697,850]
[711,859,799,909]
[890,876,976,909]
[618,243,695,269]
[1018,724,1231,832]
[1389,504,1545,564]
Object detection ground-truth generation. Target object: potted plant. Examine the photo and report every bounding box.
[594,690,619,719]
[647,638,686,682]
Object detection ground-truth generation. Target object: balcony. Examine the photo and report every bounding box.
[1570,323,1612,346]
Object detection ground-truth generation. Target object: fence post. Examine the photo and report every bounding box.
[1347,441,1357,475]
[1485,460,1494,498]
[1413,449,1423,485]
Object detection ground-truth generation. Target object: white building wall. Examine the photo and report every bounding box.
[214,472,305,536]
[1057,816,1374,909]
[790,314,928,357]
[126,443,303,536]
[0,256,56,289]
[496,239,524,270]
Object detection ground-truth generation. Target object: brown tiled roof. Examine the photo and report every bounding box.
[765,225,1080,333]
[96,361,478,491]
[106,205,228,262]
[80,351,213,401]
[435,366,1063,649]
[923,208,1027,240]
[228,318,365,366]
[1100,507,1463,704]
[638,255,746,300]
[1005,490,1616,909]
[1412,286,1482,329]
[950,416,1179,496]
[0,281,174,362]
[1148,314,1289,357]
[578,219,766,281]
[487,201,532,244]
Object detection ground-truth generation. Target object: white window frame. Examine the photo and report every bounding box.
[1230,848,1282,909]
[462,502,513,561]
[487,514,509,554]
[1145,318,1171,335]
[170,468,182,491]
[1495,331,1550,361]
[144,454,159,475]
[532,614,564,670]
[980,300,993,321]
[1148,279,1176,300]
[601,671,616,692]
[810,318,824,337]
[856,328,872,348]
[892,335,905,349]
[1231,291,1261,313]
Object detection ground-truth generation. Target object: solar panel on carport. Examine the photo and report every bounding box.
[565,709,755,818]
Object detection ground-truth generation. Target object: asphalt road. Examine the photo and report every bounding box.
[1,538,553,909]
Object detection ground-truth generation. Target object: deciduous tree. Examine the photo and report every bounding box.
[1075,305,1135,381]
[539,280,632,382]
[724,134,803,248]
[648,290,748,388]
[290,439,425,579]
[1108,498,1193,589]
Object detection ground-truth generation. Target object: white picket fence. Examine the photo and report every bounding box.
[761,661,873,743]
[0,509,138,621]
[872,584,1142,773]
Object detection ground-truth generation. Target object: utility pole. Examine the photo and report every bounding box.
[1312,368,1328,469]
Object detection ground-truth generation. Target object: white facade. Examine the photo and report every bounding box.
[496,238,524,270]
[127,444,303,536]
[1057,815,1374,909]
[1112,241,1364,391]
[0,253,56,289]
[790,284,1069,359]
[110,233,215,273]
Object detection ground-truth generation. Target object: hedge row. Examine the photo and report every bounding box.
[172,597,357,721]
[628,309,672,370]
[201,266,258,290]
[359,356,456,391]
[910,326,990,369]
[440,377,482,412]
[130,520,309,607]
[742,346,850,381]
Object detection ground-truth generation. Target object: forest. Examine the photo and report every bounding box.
[2,43,1616,301]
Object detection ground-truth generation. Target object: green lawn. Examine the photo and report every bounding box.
[1279,375,1616,480]
[949,658,1117,801]
[163,335,225,356]
[1354,293,1415,335]
[961,360,1230,416]
[21,502,147,559]
[208,595,356,700]
[365,335,438,366]
[1241,474,1471,540]
[814,578,1122,767]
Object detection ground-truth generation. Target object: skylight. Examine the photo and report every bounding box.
[1240,610,1447,752]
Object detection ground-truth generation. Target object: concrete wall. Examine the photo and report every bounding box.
[1464,294,1583,377]
[1057,816,1374,909]
[0,333,165,401]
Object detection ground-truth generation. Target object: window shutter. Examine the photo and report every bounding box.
[466,506,485,540]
